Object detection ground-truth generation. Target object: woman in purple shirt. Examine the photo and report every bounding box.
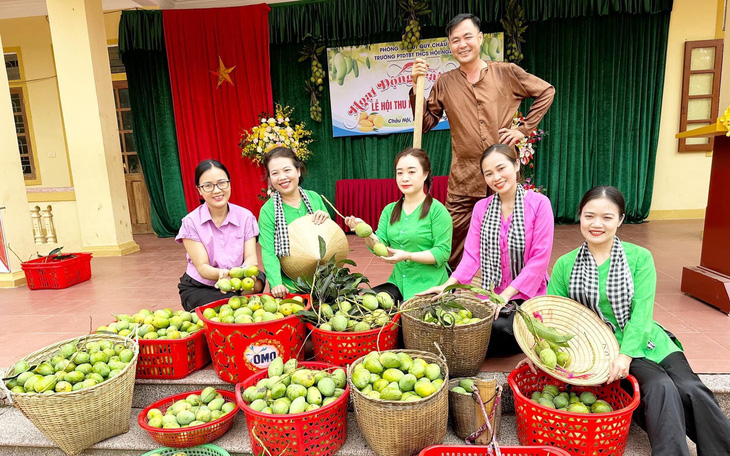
[418,144,554,356]
[176,160,266,311]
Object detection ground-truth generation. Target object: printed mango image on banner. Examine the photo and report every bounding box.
[326,34,504,138]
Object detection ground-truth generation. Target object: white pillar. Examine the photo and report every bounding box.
[46,0,139,256]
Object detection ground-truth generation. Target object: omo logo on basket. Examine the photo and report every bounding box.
[244,339,284,368]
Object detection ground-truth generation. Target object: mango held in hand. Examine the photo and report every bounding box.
[352,351,443,402]
[145,387,236,429]
[216,279,233,292]
[372,242,389,257]
[240,359,347,415]
[355,222,373,238]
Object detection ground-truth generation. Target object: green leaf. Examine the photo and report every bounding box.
[298,55,309,62]
[318,235,326,260]
[337,259,357,267]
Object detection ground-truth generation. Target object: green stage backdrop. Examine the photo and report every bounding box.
[269,1,672,222]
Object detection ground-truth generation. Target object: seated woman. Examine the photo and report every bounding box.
[258,147,330,298]
[418,144,554,356]
[344,148,452,301]
[519,186,730,455]
[176,159,265,311]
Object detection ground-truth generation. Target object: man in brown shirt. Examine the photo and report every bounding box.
[410,14,555,270]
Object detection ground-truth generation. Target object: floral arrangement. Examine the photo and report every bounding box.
[719,105,730,136]
[240,104,314,163]
[512,111,547,193]
[511,111,546,166]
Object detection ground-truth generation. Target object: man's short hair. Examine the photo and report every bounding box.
[445,14,481,37]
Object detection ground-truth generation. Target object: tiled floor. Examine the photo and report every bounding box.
[1,220,728,373]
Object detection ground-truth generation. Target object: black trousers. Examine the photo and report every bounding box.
[177,271,267,312]
[486,300,524,357]
[628,351,730,456]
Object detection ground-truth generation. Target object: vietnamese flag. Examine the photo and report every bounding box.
[163,4,272,215]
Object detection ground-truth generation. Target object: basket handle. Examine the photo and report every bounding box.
[465,384,503,455]
[432,341,448,364]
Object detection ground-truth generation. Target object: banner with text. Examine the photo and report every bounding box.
[326,34,503,137]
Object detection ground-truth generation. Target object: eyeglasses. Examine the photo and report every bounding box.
[198,180,230,193]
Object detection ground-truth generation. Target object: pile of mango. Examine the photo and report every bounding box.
[318,293,394,332]
[201,295,305,324]
[352,351,444,401]
[97,308,203,340]
[145,386,235,429]
[530,384,613,413]
[240,358,347,415]
[5,339,134,394]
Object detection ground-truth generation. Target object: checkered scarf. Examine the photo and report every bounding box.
[568,236,653,349]
[272,188,313,258]
[480,184,526,291]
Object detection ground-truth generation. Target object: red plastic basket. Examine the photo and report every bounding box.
[136,330,211,379]
[138,389,239,448]
[21,253,92,290]
[307,313,400,366]
[234,361,349,456]
[508,365,640,456]
[195,294,310,384]
[419,445,571,455]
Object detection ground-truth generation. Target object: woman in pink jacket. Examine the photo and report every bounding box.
[418,144,554,356]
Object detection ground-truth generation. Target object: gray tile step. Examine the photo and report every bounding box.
[0,403,696,456]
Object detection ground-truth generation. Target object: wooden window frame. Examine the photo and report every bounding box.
[10,87,37,180]
[679,39,723,153]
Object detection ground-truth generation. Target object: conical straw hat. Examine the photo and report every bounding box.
[280,215,349,280]
[513,295,620,386]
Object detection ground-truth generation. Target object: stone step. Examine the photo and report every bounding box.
[0,406,694,456]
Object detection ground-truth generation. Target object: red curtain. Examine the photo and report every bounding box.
[163,4,272,216]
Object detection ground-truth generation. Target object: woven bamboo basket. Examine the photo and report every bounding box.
[400,294,495,377]
[448,378,502,442]
[347,349,449,456]
[2,334,139,456]
[513,295,620,386]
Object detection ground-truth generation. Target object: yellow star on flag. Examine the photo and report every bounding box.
[211,56,235,88]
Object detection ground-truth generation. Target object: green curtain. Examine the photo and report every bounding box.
[269,0,673,44]
[526,12,671,222]
[119,10,188,237]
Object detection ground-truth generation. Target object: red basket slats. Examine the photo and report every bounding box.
[508,365,640,456]
[138,389,239,448]
[136,330,211,379]
[21,253,92,290]
[419,445,572,456]
[195,294,309,384]
[307,313,400,367]
[234,361,349,456]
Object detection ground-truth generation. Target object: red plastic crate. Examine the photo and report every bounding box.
[138,389,238,448]
[419,445,571,455]
[195,294,310,384]
[508,365,640,456]
[21,253,92,290]
[235,361,349,456]
[307,313,400,367]
[136,330,211,379]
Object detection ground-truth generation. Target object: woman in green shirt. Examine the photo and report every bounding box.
[258,147,330,298]
[520,186,730,455]
[345,148,452,301]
